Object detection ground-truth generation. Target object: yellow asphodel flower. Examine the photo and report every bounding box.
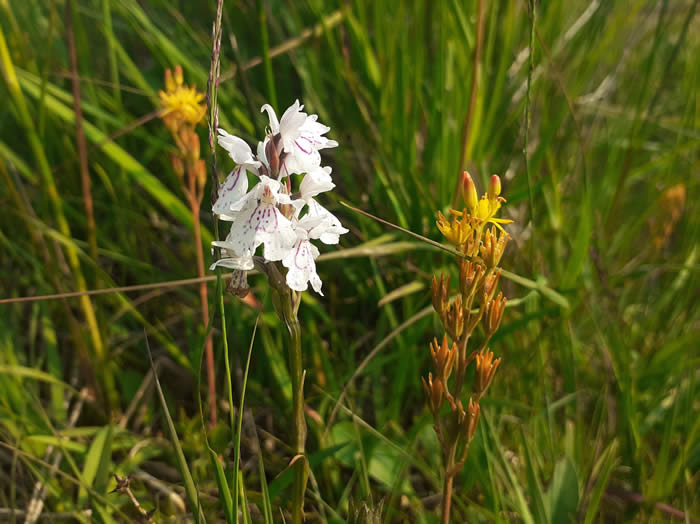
[159,65,206,128]
[453,174,513,231]
[437,210,473,246]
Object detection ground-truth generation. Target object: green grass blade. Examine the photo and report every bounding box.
[145,333,206,523]
[209,447,235,523]
[582,441,618,524]
[233,317,259,523]
[78,425,112,505]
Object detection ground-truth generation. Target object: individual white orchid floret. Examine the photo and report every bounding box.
[224,175,298,261]
[305,198,348,245]
[282,113,339,176]
[300,114,339,152]
[261,100,338,177]
[208,243,254,271]
[261,99,307,146]
[283,216,324,295]
[227,269,250,298]
[217,129,261,174]
[213,166,248,219]
[299,166,335,202]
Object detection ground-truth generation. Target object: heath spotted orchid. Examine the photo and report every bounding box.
[212,100,346,295]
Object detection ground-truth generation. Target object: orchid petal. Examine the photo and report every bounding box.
[261,104,280,133]
[213,167,249,218]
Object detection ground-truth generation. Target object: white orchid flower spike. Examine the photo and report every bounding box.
[212,99,347,295]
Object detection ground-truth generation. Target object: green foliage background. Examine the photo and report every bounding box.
[0,0,698,522]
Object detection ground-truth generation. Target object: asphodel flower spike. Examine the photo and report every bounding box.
[425,170,514,524]
[160,66,215,424]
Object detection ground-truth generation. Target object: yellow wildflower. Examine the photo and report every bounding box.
[159,65,206,129]
[452,175,513,231]
[437,210,472,246]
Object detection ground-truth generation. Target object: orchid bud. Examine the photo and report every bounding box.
[462,171,479,211]
[265,137,280,177]
[226,269,250,298]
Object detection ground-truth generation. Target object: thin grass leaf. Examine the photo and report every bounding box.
[233,317,259,524]
[209,448,234,523]
[547,456,579,524]
[195,288,234,524]
[582,441,618,524]
[77,425,112,505]
[145,333,206,523]
[520,426,549,524]
[377,281,425,308]
[239,470,252,524]
[258,447,274,524]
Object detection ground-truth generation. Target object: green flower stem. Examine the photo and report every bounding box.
[287,311,307,524]
[272,282,307,523]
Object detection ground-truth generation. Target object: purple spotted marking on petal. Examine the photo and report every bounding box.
[294,137,313,155]
[300,132,322,147]
[294,240,312,269]
[223,167,242,193]
[244,203,279,234]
